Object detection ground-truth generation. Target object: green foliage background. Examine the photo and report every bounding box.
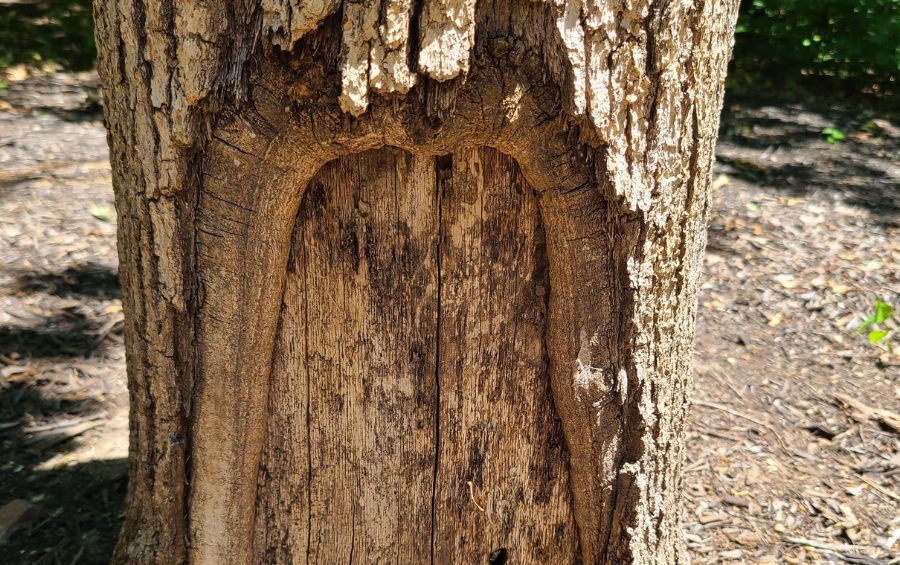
[730,0,898,95]
[0,0,95,71]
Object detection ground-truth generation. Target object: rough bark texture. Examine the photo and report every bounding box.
[93,0,739,562]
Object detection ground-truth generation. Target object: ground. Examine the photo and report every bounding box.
[0,71,897,564]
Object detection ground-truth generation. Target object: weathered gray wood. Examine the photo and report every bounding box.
[254,148,439,563]
[254,146,578,562]
[432,147,578,562]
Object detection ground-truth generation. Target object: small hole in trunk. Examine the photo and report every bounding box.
[488,548,508,564]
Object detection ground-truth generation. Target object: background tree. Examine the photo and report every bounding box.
[93,0,739,563]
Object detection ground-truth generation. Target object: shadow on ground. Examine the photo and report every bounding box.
[12,264,121,300]
[717,95,900,228]
[0,457,126,565]
[0,264,121,360]
[0,312,110,359]
[0,337,125,565]
[1,262,125,564]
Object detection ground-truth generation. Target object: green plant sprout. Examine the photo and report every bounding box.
[857,298,894,350]
[822,127,846,144]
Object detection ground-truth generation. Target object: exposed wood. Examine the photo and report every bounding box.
[254,148,440,563]
[432,147,578,561]
[255,146,578,562]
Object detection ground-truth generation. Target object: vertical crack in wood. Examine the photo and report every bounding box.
[303,236,313,565]
[183,163,202,562]
[429,153,452,564]
[407,0,424,71]
[348,485,357,564]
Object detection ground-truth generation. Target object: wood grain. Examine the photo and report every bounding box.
[254,146,576,561]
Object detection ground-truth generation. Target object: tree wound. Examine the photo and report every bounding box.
[254,146,579,562]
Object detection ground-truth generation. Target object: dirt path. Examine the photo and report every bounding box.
[1,74,897,564]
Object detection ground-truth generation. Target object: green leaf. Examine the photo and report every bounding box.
[822,127,845,144]
[857,314,877,334]
[868,330,888,344]
[89,204,113,222]
[859,299,895,334]
[873,299,893,324]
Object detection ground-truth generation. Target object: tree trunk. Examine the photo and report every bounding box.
[93,0,739,562]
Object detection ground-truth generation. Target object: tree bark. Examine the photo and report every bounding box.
[93,0,739,562]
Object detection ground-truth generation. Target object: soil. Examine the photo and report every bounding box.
[1,72,897,564]
[1,71,126,565]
